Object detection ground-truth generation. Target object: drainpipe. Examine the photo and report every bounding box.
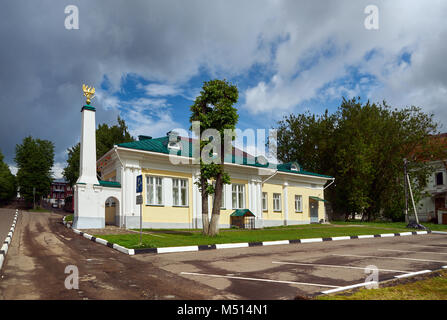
[261,169,279,186]
[114,146,125,227]
[324,178,335,190]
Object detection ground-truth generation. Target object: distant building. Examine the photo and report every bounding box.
[417,133,447,224]
[49,179,73,208]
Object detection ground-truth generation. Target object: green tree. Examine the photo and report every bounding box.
[63,116,134,186]
[0,150,16,204]
[190,79,239,236]
[15,137,54,207]
[276,97,441,221]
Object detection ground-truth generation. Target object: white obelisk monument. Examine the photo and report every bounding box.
[73,84,103,229]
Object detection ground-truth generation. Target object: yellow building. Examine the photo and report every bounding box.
[96,134,334,229]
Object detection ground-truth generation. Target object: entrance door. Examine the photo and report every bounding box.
[435,197,445,213]
[309,199,319,223]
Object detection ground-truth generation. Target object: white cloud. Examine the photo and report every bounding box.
[144,83,182,97]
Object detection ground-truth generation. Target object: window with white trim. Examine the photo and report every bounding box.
[232,184,245,209]
[262,192,268,211]
[146,176,163,205]
[173,178,188,206]
[295,195,303,212]
[273,193,282,211]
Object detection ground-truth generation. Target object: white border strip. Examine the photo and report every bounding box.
[322,281,378,294]
[263,240,290,246]
[216,243,249,249]
[394,270,431,279]
[157,246,199,253]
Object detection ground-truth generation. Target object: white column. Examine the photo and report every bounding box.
[164,177,173,206]
[283,181,288,226]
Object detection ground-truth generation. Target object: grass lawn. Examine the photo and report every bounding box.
[95,224,410,249]
[318,270,447,300]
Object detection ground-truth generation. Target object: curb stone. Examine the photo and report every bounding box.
[0,209,20,271]
[62,216,433,256]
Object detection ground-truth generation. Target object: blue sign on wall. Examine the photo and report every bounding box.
[136,175,143,193]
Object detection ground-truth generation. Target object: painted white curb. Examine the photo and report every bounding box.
[0,210,20,271]
[62,215,434,256]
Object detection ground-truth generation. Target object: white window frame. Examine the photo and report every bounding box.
[295,195,303,212]
[273,193,282,212]
[262,192,268,211]
[232,184,245,209]
[146,176,163,205]
[172,178,188,207]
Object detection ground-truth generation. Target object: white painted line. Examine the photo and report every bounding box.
[300,238,323,243]
[357,235,374,239]
[180,272,339,288]
[331,236,351,241]
[72,229,81,235]
[272,261,410,274]
[333,254,447,263]
[0,255,3,270]
[412,244,447,249]
[263,240,290,246]
[378,249,447,255]
[394,270,431,279]
[1,244,8,255]
[128,249,135,255]
[215,243,249,249]
[322,281,378,294]
[380,233,395,238]
[416,231,428,235]
[157,246,199,253]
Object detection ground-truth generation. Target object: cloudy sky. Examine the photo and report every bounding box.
[1,0,446,178]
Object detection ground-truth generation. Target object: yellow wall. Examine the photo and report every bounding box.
[142,168,193,224]
[286,186,325,221]
[262,183,284,221]
[217,178,248,226]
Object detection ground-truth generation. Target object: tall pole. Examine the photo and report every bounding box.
[404,158,409,223]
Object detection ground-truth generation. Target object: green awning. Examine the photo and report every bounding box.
[309,196,327,202]
[230,209,255,217]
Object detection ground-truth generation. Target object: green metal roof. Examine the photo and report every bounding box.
[230,209,255,217]
[117,136,333,179]
[98,180,121,188]
[309,196,327,202]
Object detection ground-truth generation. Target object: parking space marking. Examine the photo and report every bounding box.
[333,254,447,263]
[378,249,447,255]
[412,244,447,249]
[272,261,410,273]
[321,281,378,295]
[180,272,340,288]
[394,270,431,279]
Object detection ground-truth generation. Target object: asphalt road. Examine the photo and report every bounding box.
[0,210,229,300]
[1,209,446,300]
[0,208,15,242]
[135,231,447,299]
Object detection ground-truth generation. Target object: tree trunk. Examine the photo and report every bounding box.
[201,177,209,235]
[209,172,223,236]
